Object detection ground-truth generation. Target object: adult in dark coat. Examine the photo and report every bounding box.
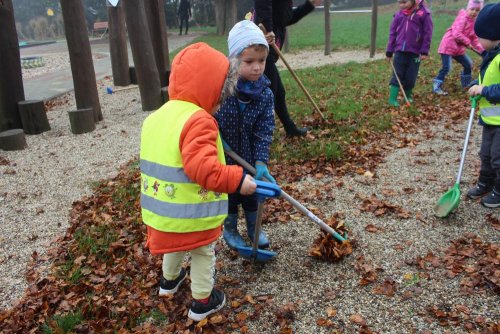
[177,0,192,35]
[253,0,320,137]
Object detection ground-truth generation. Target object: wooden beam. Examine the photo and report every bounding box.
[60,0,103,122]
[108,2,131,86]
[122,0,163,111]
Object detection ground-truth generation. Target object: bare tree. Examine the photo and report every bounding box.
[214,0,236,35]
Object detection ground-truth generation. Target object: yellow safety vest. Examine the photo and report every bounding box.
[140,100,228,233]
[479,54,500,125]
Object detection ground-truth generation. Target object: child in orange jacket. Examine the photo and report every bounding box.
[140,42,256,321]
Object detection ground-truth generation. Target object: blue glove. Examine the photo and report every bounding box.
[255,161,276,183]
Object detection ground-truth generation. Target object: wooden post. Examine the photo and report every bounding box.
[108,1,130,86]
[324,0,331,56]
[60,0,103,123]
[370,0,378,58]
[145,0,171,87]
[122,0,163,111]
[67,108,96,134]
[0,0,25,132]
[129,66,138,85]
[0,129,26,151]
[18,100,51,134]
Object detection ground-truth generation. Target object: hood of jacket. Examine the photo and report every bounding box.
[168,42,229,113]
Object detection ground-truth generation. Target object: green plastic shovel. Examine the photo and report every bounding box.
[434,96,479,217]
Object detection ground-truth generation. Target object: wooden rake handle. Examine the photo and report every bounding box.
[259,24,326,120]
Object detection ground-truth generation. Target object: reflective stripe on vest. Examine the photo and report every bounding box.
[140,100,228,233]
[479,54,500,125]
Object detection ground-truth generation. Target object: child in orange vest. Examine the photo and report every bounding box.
[140,43,257,321]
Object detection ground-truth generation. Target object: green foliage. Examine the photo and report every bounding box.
[74,224,118,259]
[135,308,169,327]
[41,310,84,334]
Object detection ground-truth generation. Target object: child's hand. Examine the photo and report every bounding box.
[420,55,428,61]
[468,85,484,96]
[240,175,257,195]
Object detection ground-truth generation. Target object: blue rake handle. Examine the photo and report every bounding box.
[225,149,346,242]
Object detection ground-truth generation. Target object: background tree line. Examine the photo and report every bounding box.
[13,0,466,41]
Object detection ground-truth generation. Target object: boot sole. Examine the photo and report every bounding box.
[481,201,500,208]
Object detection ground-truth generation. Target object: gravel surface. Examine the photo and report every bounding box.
[218,120,499,333]
[1,45,498,333]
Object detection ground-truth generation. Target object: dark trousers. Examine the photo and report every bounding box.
[390,52,421,90]
[435,54,473,81]
[228,193,258,215]
[479,125,500,187]
[179,17,189,34]
[264,59,295,129]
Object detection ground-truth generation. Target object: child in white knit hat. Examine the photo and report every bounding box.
[215,20,276,251]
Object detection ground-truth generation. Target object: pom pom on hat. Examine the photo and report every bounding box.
[474,3,500,41]
[467,0,483,10]
[228,20,268,58]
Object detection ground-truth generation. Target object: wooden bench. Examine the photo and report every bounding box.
[93,21,108,38]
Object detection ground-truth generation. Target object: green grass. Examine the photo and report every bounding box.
[286,6,457,51]
[134,308,168,327]
[74,225,118,260]
[41,310,84,334]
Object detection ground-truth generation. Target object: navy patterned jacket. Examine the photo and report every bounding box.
[215,77,275,167]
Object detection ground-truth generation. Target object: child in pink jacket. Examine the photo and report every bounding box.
[433,0,484,95]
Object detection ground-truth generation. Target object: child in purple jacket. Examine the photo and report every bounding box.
[433,0,484,95]
[386,0,433,107]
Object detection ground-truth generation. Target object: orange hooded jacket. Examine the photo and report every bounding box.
[144,43,244,254]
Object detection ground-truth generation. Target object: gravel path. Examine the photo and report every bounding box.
[1,46,498,333]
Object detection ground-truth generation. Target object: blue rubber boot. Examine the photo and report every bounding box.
[432,79,448,95]
[245,210,270,249]
[222,214,246,250]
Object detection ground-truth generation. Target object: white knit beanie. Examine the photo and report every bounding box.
[227,20,268,58]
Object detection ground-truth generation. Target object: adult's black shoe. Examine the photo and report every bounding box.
[285,126,308,137]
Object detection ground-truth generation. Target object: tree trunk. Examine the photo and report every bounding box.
[215,0,237,35]
[122,0,163,111]
[324,0,331,55]
[108,2,130,86]
[370,0,378,58]
[145,0,170,87]
[60,0,103,122]
[0,0,25,132]
[215,0,226,35]
[225,0,237,34]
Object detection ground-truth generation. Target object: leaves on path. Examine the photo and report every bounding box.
[309,213,353,262]
[357,193,410,218]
